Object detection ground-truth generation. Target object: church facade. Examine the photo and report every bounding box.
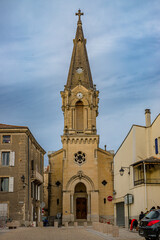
[48,10,114,224]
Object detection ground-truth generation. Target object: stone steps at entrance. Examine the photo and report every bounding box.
[68,221,92,226]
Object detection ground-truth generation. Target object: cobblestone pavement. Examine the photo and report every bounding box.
[0,227,145,240]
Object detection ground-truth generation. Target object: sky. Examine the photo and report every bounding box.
[0,0,160,166]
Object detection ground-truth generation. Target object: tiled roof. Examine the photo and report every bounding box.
[132,156,160,166]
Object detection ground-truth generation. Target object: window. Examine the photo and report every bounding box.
[0,203,8,217]
[31,160,34,170]
[145,210,159,219]
[74,151,86,165]
[104,198,106,204]
[57,199,59,205]
[31,182,34,198]
[2,135,11,144]
[1,152,15,166]
[102,180,107,186]
[0,177,9,192]
[2,152,10,166]
[76,101,84,131]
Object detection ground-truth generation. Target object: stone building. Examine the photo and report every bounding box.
[0,123,45,226]
[43,165,49,217]
[114,109,160,227]
[48,10,114,224]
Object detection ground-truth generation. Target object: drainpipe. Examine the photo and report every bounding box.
[143,162,148,211]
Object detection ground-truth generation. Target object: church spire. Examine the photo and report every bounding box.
[66,10,93,90]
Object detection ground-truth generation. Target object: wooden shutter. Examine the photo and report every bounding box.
[155,138,158,154]
[9,177,14,192]
[10,152,15,166]
[38,186,40,200]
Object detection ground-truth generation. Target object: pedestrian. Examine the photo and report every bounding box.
[139,211,145,221]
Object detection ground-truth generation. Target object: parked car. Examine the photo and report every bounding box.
[139,209,160,240]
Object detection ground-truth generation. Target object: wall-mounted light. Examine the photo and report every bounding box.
[119,167,130,176]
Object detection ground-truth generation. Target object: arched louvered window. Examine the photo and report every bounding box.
[76,101,84,131]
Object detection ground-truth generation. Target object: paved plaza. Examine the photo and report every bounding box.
[0,226,145,240]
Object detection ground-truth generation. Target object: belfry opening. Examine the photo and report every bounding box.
[75,101,84,131]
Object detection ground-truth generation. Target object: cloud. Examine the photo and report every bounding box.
[0,0,160,165]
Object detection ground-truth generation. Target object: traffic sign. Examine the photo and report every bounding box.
[107,196,113,201]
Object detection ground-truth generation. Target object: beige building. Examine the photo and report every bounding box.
[43,165,49,217]
[114,109,160,227]
[48,10,114,224]
[0,123,45,226]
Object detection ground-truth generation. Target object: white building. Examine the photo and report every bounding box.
[114,109,160,227]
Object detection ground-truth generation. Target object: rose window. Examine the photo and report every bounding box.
[74,151,86,165]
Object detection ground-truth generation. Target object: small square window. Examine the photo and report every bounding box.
[2,152,10,166]
[55,181,61,187]
[102,180,107,186]
[3,135,11,144]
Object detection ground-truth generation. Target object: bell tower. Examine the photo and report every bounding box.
[61,10,100,223]
[61,9,99,136]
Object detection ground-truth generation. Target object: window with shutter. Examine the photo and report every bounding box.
[0,177,9,192]
[9,177,14,192]
[2,152,10,166]
[0,203,8,217]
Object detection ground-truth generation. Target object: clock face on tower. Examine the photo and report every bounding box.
[77,92,83,99]
[76,67,83,74]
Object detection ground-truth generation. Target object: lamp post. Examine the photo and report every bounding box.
[119,166,131,229]
[119,167,130,176]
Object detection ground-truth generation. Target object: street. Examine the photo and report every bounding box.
[0,226,145,240]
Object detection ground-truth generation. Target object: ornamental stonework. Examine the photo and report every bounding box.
[74,151,86,165]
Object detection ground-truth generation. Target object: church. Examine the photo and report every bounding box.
[48,10,114,224]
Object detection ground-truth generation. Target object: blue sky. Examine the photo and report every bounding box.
[0,0,160,165]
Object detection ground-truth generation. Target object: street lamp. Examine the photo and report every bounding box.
[119,167,130,176]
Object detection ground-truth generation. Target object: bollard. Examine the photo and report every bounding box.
[103,224,108,233]
[84,222,87,227]
[107,224,113,234]
[112,226,119,237]
[54,222,58,228]
[65,222,68,228]
[74,222,78,227]
[99,223,104,232]
[92,222,95,229]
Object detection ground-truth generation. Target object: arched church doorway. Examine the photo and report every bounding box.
[74,182,87,219]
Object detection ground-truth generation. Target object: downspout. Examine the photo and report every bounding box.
[143,162,147,211]
[28,136,30,221]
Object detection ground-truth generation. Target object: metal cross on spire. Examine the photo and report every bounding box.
[75,9,84,22]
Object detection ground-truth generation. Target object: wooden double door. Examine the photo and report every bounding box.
[76,198,87,219]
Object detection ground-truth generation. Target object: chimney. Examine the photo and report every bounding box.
[145,109,151,127]
[104,145,106,151]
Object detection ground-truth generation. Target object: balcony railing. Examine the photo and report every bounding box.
[134,178,160,186]
[31,170,43,183]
